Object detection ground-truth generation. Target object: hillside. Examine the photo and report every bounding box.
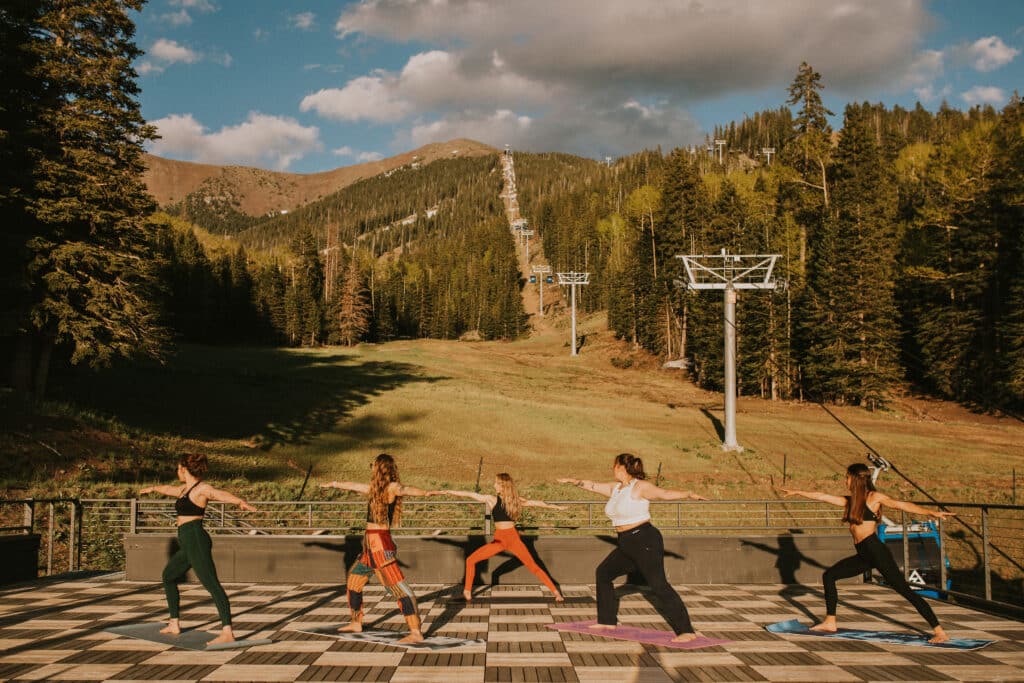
[8,316,1022,505]
[142,138,497,220]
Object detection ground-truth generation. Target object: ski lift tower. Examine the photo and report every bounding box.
[531,265,552,316]
[676,250,780,451]
[761,147,775,166]
[557,271,590,356]
[714,139,726,164]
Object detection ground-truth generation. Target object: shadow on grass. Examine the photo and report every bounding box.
[49,345,447,449]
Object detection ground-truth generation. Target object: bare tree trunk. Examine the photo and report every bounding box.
[33,336,53,401]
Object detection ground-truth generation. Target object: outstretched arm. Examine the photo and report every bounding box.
[778,487,847,507]
[636,480,709,501]
[523,498,569,511]
[874,493,955,519]
[443,490,496,505]
[203,485,258,512]
[557,478,615,497]
[319,480,370,494]
[394,483,441,497]
[139,484,182,497]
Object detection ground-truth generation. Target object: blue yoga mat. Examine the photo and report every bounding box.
[105,622,273,650]
[765,619,993,650]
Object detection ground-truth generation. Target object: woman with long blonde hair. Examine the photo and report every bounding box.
[444,473,566,601]
[781,462,954,643]
[320,453,440,644]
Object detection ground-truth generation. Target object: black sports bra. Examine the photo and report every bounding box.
[175,483,206,517]
[366,498,397,524]
[492,495,513,523]
[845,496,878,523]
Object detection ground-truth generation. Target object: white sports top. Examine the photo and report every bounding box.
[604,479,650,527]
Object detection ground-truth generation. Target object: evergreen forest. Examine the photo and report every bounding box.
[2,1,1022,414]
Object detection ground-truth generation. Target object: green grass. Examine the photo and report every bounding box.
[5,312,1023,504]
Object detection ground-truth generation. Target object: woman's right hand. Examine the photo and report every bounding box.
[139,487,155,495]
[556,478,578,485]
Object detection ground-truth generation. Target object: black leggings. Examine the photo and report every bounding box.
[823,534,939,628]
[162,521,232,626]
[596,523,694,635]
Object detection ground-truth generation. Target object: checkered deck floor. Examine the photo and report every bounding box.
[1,574,1022,682]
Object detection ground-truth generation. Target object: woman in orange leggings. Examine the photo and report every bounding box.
[445,473,566,601]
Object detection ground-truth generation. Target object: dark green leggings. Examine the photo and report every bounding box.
[162,520,232,626]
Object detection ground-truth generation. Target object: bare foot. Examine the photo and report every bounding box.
[463,589,472,602]
[588,623,616,630]
[398,630,424,644]
[337,622,363,633]
[671,632,701,643]
[810,618,837,633]
[206,627,236,647]
[928,626,950,644]
[554,594,565,602]
[159,620,180,636]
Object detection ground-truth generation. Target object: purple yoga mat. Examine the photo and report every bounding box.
[547,620,731,649]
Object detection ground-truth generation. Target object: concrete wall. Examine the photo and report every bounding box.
[125,532,853,585]
[0,535,40,585]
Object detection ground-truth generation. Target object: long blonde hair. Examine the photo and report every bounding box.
[843,463,876,525]
[495,473,522,522]
[369,453,402,526]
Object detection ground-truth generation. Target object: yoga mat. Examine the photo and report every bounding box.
[297,625,485,650]
[104,622,272,650]
[546,620,730,649]
[765,619,993,651]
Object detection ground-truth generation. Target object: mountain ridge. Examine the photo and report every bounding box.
[142,138,498,217]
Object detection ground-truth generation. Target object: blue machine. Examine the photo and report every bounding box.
[868,453,952,599]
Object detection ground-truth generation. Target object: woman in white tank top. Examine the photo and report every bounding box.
[558,453,709,642]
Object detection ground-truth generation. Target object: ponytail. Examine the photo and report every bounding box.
[614,453,647,480]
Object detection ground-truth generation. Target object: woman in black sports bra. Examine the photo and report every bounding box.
[140,453,255,647]
[444,472,567,602]
[781,462,954,643]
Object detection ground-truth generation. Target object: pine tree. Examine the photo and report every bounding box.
[7,0,166,399]
[801,103,900,407]
[332,252,371,346]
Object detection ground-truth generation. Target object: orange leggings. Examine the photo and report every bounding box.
[465,527,558,594]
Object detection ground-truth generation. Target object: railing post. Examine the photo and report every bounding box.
[765,502,770,528]
[676,502,681,528]
[47,502,54,576]
[69,500,78,572]
[588,502,593,528]
[937,516,947,595]
[901,509,910,582]
[982,506,991,601]
[129,498,138,534]
[220,503,226,529]
[484,503,491,536]
[307,502,313,531]
[23,499,34,533]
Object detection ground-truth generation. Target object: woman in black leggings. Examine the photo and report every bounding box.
[141,453,256,647]
[559,453,708,642]
[781,463,954,643]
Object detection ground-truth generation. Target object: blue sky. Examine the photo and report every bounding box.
[134,0,1024,174]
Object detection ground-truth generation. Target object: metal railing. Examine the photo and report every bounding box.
[3,497,1022,610]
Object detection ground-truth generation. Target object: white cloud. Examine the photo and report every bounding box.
[331,146,384,163]
[961,86,1007,107]
[170,0,216,12]
[914,84,952,102]
[300,76,415,123]
[253,28,268,40]
[953,36,1020,72]
[148,112,321,170]
[291,12,315,30]
[136,61,163,76]
[158,9,192,26]
[149,38,200,65]
[320,0,932,154]
[213,52,233,68]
